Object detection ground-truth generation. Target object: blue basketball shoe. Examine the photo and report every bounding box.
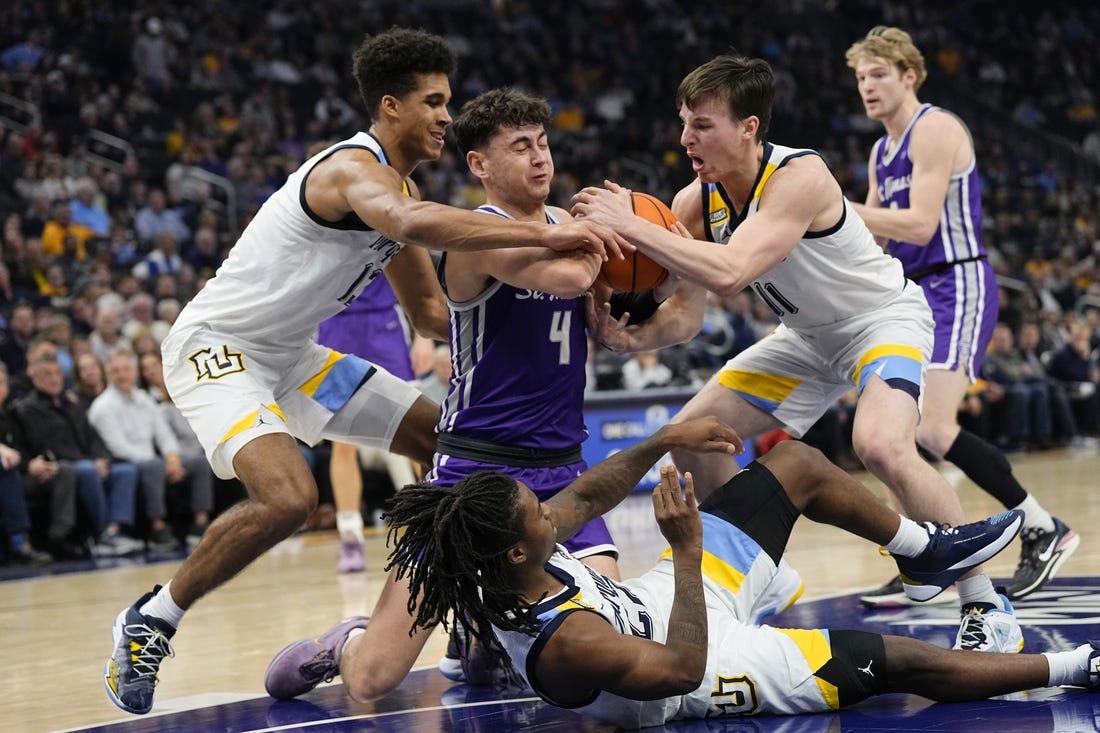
[103,587,176,715]
[893,509,1023,602]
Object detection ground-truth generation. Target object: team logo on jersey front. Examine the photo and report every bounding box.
[707,674,759,716]
[188,344,246,381]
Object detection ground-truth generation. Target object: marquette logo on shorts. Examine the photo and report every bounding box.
[188,345,246,381]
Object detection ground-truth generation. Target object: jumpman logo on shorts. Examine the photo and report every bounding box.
[858,659,875,677]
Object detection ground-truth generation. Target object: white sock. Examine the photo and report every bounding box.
[1012,495,1055,533]
[336,511,364,540]
[1043,643,1093,686]
[139,581,186,629]
[956,573,1003,609]
[341,627,366,660]
[885,518,931,557]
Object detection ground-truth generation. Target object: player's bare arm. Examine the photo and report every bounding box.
[383,245,449,341]
[545,417,741,541]
[538,467,707,702]
[859,158,888,248]
[307,148,629,259]
[445,206,602,302]
[573,160,828,298]
[851,110,967,245]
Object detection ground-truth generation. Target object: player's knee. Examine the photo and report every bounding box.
[851,433,907,474]
[246,475,317,531]
[760,440,832,499]
[914,422,953,458]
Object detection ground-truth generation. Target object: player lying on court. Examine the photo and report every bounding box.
[268,417,1099,726]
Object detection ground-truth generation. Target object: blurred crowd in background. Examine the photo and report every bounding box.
[0,0,1098,563]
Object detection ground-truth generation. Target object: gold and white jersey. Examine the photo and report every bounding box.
[496,530,838,728]
[701,142,906,330]
[171,132,406,353]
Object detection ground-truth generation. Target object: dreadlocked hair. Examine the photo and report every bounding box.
[385,471,540,673]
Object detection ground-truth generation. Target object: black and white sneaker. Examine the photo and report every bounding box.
[1006,517,1079,600]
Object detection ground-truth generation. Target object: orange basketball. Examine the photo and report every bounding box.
[597,192,674,292]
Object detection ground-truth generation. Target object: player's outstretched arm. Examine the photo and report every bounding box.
[326,150,630,259]
[545,417,741,543]
[537,466,708,701]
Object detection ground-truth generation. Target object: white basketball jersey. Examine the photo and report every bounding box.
[496,544,836,727]
[496,547,679,727]
[171,132,406,352]
[702,142,907,329]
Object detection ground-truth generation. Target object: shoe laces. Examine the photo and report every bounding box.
[299,650,339,685]
[956,607,989,650]
[123,622,175,681]
[924,522,958,552]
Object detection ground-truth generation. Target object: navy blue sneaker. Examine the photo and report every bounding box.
[104,587,176,714]
[893,509,1023,602]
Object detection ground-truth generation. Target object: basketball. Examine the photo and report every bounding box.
[597,192,675,292]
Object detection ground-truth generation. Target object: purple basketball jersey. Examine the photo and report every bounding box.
[874,103,986,276]
[436,257,589,451]
[873,103,995,377]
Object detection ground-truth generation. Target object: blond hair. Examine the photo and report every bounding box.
[845,26,927,91]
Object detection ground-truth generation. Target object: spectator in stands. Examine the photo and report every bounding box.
[88,299,126,363]
[90,349,206,552]
[131,16,175,94]
[72,351,106,411]
[1017,321,1092,446]
[155,298,181,333]
[13,353,143,556]
[0,365,53,565]
[1046,321,1100,434]
[0,301,36,376]
[106,222,141,270]
[186,225,222,276]
[313,86,359,136]
[133,232,184,282]
[69,178,110,237]
[982,323,1054,450]
[0,359,85,560]
[121,292,165,344]
[41,199,93,259]
[621,349,674,391]
[1,28,47,73]
[42,311,74,381]
[133,189,190,248]
[138,350,213,548]
[128,328,159,358]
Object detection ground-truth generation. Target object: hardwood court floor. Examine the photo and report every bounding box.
[3,446,1099,733]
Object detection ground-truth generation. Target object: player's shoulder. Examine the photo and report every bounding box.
[546,205,572,223]
[912,105,968,139]
[671,179,703,214]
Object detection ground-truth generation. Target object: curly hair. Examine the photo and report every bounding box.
[385,471,538,672]
[452,87,552,156]
[352,27,457,120]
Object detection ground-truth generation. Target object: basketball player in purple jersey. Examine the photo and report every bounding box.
[317,274,436,573]
[266,86,663,699]
[846,26,1078,603]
